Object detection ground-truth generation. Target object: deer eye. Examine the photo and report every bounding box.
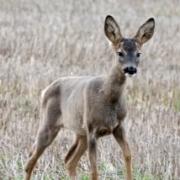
[117,52,124,57]
[136,53,141,58]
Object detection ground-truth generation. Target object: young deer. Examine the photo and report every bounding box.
[25,15,155,180]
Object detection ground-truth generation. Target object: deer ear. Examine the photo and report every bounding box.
[135,18,155,45]
[104,15,122,44]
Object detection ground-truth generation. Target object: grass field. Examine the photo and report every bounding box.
[0,0,180,179]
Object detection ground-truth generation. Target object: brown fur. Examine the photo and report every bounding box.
[64,138,79,164]
[25,15,155,180]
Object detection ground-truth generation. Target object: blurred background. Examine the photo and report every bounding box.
[0,0,180,179]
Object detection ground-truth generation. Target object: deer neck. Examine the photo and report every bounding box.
[103,64,126,103]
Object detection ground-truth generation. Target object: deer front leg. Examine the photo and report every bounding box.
[113,125,132,180]
[88,128,98,180]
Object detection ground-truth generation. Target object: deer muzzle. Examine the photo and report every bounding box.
[123,66,137,75]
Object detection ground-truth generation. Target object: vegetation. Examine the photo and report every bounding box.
[0,0,179,179]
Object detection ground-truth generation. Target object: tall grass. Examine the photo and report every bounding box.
[0,0,180,179]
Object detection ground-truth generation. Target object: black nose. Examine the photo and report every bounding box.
[123,67,137,75]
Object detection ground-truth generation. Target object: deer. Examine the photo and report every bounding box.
[25,15,155,180]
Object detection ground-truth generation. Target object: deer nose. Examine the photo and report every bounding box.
[123,67,137,75]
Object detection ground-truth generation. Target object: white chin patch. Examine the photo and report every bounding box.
[125,73,137,77]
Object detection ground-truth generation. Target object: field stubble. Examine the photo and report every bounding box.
[0,0,180,179]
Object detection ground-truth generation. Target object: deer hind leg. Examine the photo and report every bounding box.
[65,135,87,180]
[25,97,62,180]
[64,137,79,165]
[113,125,132,180]
[87,126,98,180]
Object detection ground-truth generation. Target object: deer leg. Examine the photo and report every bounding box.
[64,137,79,164]
[65,135,87,180]
[25,125,61,180]
[88,131,98,180]
[113,125,132,180]
[25,97,61,180]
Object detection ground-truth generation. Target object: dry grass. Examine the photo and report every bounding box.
[0,0,180,179]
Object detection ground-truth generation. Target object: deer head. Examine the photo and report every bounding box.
[104,15,155,75]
